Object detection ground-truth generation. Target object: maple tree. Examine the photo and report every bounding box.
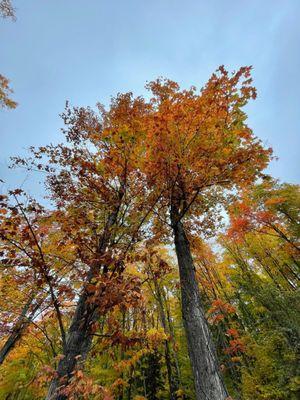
[1,208,299,400]
[11,96,163,399]
[1,69,299,400]
[136,67,272,400]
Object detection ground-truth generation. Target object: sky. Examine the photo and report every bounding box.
[1,0,299,201]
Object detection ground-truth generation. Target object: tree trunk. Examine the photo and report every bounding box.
[171,218,228,400]
[46,289,98,400]
[163,290,183,389]
[0,294,40,365]
[46,200,123,400]
[152,279,180,400]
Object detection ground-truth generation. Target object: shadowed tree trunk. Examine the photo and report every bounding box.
[46,287,99,400]
[171,215,228,400]
[0,294,41,365]
[46,201,122,400]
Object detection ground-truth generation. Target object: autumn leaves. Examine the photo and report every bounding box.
[1,67,274,399]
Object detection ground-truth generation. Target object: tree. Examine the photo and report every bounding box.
[1,68,278,399]
[12,98,161,399]
[137,67,272,400]
[142,246,183,400]
[217,181,300,399]
[0,192,77,365]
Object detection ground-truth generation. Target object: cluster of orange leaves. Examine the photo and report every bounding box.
[60,370,113,400]
[207,299,236,324]
[227,199,277,240]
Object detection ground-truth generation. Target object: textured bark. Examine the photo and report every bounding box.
[46,201,122,400]
[46,289,99,400]
[171,218,228,400]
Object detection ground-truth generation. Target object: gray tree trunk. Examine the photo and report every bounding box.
[46,289,98,400]
[46,201,123,400]
[172,219,228,400]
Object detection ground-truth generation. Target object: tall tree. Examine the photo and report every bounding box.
[139,67,272,400]
[2,69,276,400]
[13,97,160,399]
[218,182,300,399]
[0,193,76,365]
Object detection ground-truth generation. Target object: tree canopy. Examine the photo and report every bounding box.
[0,68,299,400]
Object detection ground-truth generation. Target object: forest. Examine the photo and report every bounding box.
[1,1,299,400]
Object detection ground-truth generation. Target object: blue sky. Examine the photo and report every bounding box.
[1,0,299,200]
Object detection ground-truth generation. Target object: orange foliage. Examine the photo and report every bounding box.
[207,299,236,325]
